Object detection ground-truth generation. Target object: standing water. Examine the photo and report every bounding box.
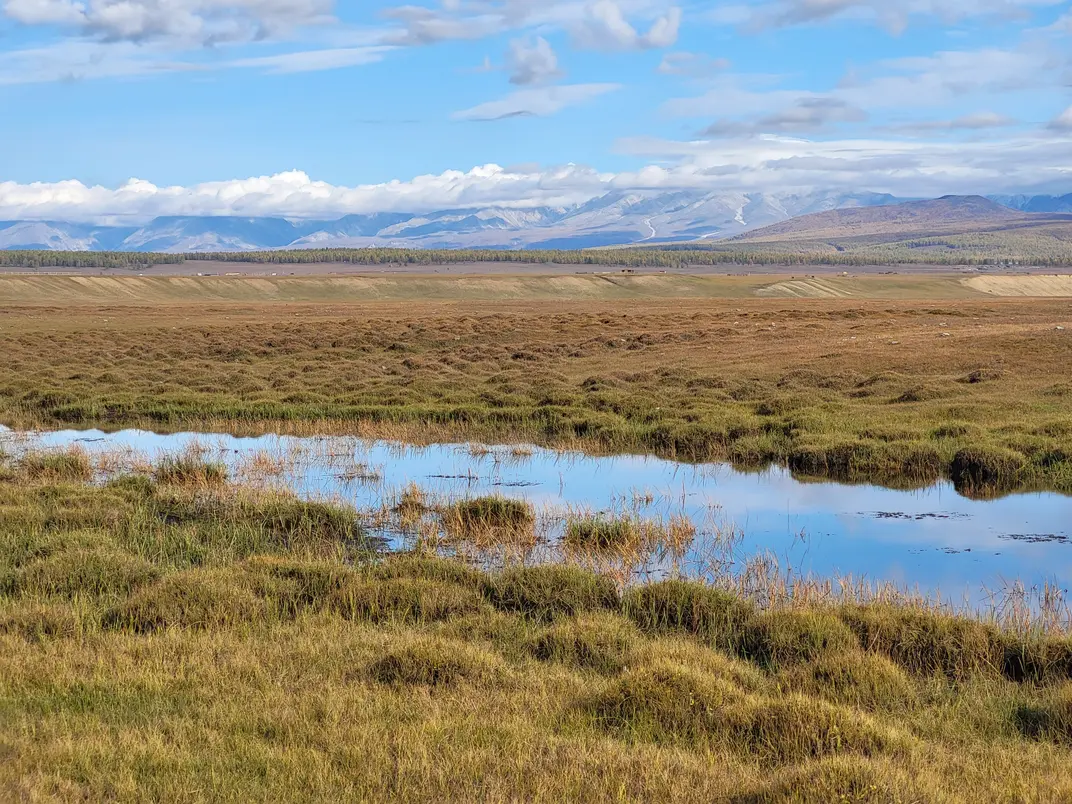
[3,426,1070,605]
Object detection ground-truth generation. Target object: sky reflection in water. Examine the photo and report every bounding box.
[4,426,1070,604]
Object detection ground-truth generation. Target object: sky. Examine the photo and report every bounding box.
[0,0,1070,220]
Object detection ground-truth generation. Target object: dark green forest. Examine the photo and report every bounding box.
[4,236,1072,270]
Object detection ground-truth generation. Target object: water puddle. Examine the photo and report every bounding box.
[3,426,1071,603]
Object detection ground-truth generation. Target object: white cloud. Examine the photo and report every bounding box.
[506,36,561,85]
[0,38,388,82]
[571,0,680,49]
[4,0,83,24]
[664,46,1063,130]
[613,131,1072,196]
[4,130,1071,223]
[0,166,612,222]
[656,50,731,76]
[888,112,1018,133]
[380,0,681,52]
[703,97,867,135]
[228,46,391,73]
[1050,106,1072,131]
[0,39,205,84]
[716,0,1064,33]
[452,82,619,120]
[2,0,334,44]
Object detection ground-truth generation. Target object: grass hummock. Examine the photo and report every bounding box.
[2,451,1072,799]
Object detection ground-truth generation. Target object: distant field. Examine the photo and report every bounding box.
[2,271,1072,305]
[1,275,1070,494]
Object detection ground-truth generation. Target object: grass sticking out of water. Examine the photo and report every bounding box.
[3,464,1072,799]
[4,298,1072,495]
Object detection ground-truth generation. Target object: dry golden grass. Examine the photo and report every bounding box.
[1,291,1069,493]
[0,456,1070,801]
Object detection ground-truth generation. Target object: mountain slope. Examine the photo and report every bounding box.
[0,190,908,252]
[990,193,1072,214]
[730,196,1024,243]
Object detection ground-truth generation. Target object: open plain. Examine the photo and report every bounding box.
[1,271,1070,494]
[2,270,1072,802]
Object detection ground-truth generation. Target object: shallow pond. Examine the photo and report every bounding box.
[3,426,1071,605]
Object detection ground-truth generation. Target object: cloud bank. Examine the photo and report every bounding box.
[4,131,1070,223]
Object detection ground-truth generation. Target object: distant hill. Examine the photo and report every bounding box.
[653,195,1072,266]
[730,196,1031,243]
[989,193,1072,214]
[0,190,905,253]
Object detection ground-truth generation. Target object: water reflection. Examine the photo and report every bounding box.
[2,426,1070,604]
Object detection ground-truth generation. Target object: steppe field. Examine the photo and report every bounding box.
[1,269,1072,802]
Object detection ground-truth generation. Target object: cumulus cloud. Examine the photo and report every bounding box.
[572,0,681,49]
[506,36,561,85]
[2,0,335,44]
[381,4,499,45]
[5,129,1071,223]
[0,166,613,222]
[452,82,619,120]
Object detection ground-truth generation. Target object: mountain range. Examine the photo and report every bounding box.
[1,191,1070,253]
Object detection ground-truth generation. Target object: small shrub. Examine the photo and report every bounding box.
[17,548,158,599]
[624,580,754,652]
[530,613,638,674]
[104,570,265,632]
[369,637,501,687]
[329,577,486,623]
[487,565,620,622]
[743,609,858,669]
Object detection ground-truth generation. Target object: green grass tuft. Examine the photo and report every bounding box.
[369,637,502,687]
[624,580,755,652]
[530,613,639,674]
[487,565,620,622]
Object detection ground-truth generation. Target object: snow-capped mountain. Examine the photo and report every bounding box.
[989,194,1072,214]
[0,190,908,252]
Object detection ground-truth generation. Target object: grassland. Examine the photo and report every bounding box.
[2,447,1072,802]
[1,276,1070,495]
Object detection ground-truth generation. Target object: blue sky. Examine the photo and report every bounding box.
[0,0,1070,220]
